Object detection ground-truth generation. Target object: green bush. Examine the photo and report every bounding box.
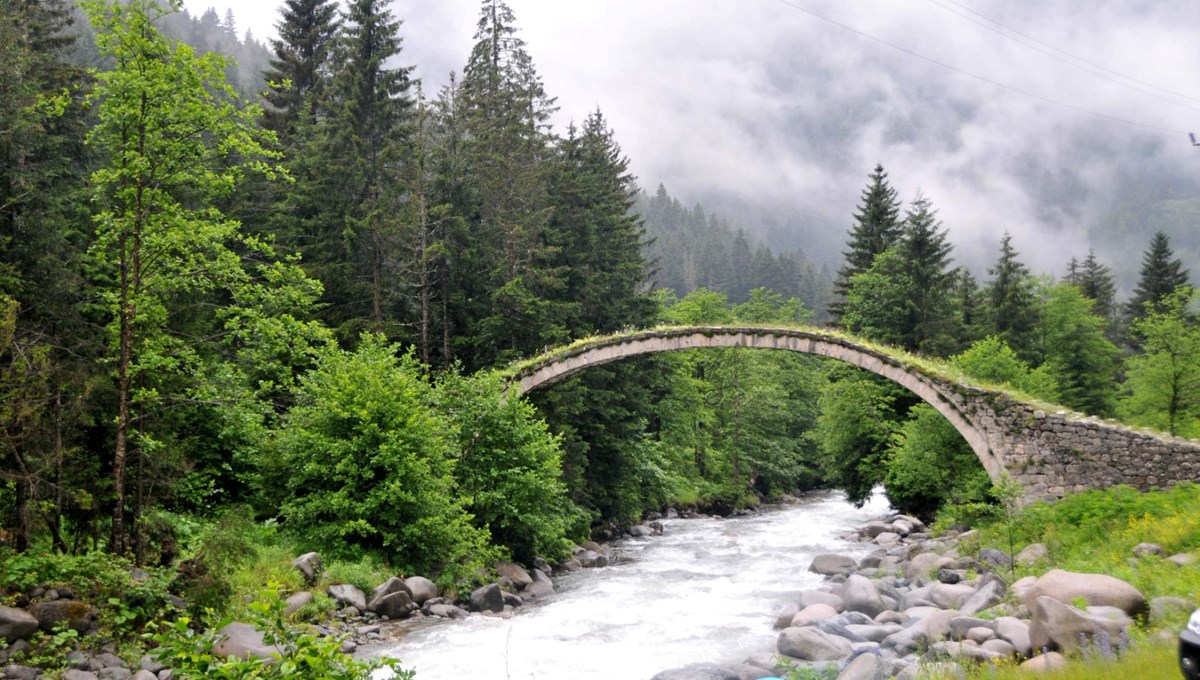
[884,404,992,517]
[271,336,498,589]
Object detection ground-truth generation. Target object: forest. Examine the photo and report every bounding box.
[1,0,1198,620]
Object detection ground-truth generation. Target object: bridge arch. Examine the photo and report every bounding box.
[512,326,1007,481]
[511,326,1200,502]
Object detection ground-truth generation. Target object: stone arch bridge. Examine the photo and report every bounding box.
[510,326,1200,502]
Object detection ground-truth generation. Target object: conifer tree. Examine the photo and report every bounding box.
[984,232,1039,357]
[897,192,956,354]
[261,0,340,138]
[830,164,902,322]
[1127,231,1190,322]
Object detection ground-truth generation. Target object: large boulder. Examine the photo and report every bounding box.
[1028,596,1129,653]
[523,569,554,599]
[404,576,438,604]
[368,577,411,611]
[371,591,414,619]
[1020,569,1147,617]
[326,584,367,611]
[494,561,533,590]
[1150,596,1193,626]
[960,577,1006,616]
[838,652,886,680]
[840,575,886,618]
[777,626,853,661]
[578,550,609,568]
[1020,652,1068,672]
[470,583,505,613]
[283,591,313,617]
[929,583,974,610]
[797,589,843,611]
[790,603,838,627]
[1015,543,1048,566]
[905,553,952,581]
[291,552,322,585]
[808,553,857,576]
[212,622,283,660]
[994,616,1032,658]
[649,663,740,680]
[29,600,97,634]
[0,606,38,643]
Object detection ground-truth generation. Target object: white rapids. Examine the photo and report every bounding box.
[373,489,892,680]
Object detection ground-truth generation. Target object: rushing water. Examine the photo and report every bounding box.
[372,490,892,680]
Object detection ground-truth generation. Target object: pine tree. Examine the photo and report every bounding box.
[984,232,1039,357]
[261,0,340,138]
[1071,250,1118,339]
[830,164,902,323]
[455,0,559,367]
[897,192,956,354]
[1127,231,1190,322]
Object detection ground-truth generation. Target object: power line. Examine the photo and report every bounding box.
[930,0,1200,106]
[767,0,1190,136]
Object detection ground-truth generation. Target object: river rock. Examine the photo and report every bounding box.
[874,532,900,546]
[427,603,468,619]
[845,623,901,642]
[470,583,505,613]
[838,651,886,680]
[649,662,740,680]
[405,576,438,604]
[369,577,412,608]
[628,524,653,538]
[62,671,100,680]
[1150,596,1193,626]
[284,591,313,616]
[798,589,843,611]
[1029,596,1129,653]
[1170,553,1197,567]
[977,548,1012,572]
[212,622,283,660]
[840,575,885,617]
[30,599,97,634]
[947,616,992,641]
[774,603,800,629]
[494,561,533,590]
[579,550,609,568]
[132,672,157,680]
[777,626,853,661]
[809,553,857,576]
[0,606,38,643]
[882,609,959,655]
[861,521,891,538]
[3,665,39,680]
[930,583,974,609]
[905,552,951,581]
[327,584,367,611]
[792,603,838,626]
[371,591,414,619]
[292,552,322,585]
[1132,542,1166,558]
[1021,569,1147,617]
[524,568,554,599]
[960,577,1006,616]
[982,638,1016,657]
[995,617,1032,657]
[1015,543,1048,566]
[1020,652,1067,672]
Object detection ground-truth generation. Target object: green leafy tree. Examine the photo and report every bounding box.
[829,164,903,323]
[1119,286,1200,436]
[952,336,1058,402]
[884,404,990,517]
[82,0,287,554]
[842,248,910,347]
[812,366,898,505]
[1127,231,1190,324]
[272,337,496,586]
[434,369,580,563]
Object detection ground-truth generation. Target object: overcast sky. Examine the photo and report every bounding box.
[182,0,1200,281]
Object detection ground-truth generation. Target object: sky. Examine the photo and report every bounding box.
[182,0,1200,284]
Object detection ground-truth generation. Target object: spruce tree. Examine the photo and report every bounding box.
[830,164,902,323]
[984,232,1039,357]
[261,0,340,139]
[1127,231,1190,322]
[897,192,956,354]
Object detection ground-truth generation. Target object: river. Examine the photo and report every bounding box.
[372,490,892,680]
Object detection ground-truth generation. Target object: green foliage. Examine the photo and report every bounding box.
[1030,282,1119,416]
[1119,286,1200,436]
[1127,231,1190,322]
[272,335,497,588]
[952,336,1059,403]
[150,587,411,679]
[171,509,259,615]
[13,624,80,670]
[883,404,991,517]
[435,369,580,562]
[812,367,897,505]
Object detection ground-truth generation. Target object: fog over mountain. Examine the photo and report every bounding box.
[187,0,1200,289]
